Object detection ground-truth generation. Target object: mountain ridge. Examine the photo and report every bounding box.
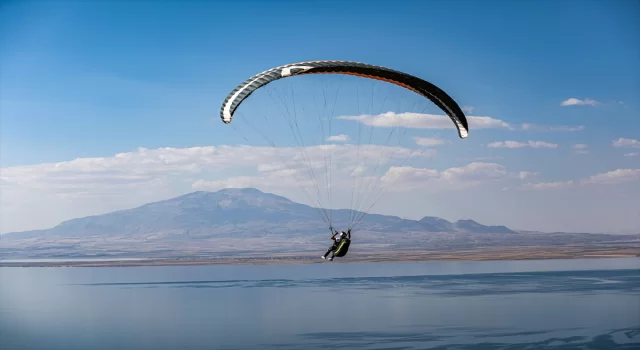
[4,188,518,238]
[3,188,639,258]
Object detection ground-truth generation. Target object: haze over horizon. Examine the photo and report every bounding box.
[1,1,639,235]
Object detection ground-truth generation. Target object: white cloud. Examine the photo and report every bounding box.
[487,141,558,149]
[337,112,587,135]
[582,169,640,185]
[612,138,640,148]
[327,134,350,142]
[624,152,639,157]
[1,144,434,194]
[193,176,290,191]
[524,168,640,190]
[337,112,511,130]
[520,123,585,132]
[524,180,574,190]
[462,106,474,113]
[561,98,600,106]
[573,144,589,155]
[414,137,446,146]
[457,156,504,162]
[381,162,508,191]
[518,171,538,180]
[257,163,286,172]
[441,162,508,182]
[350,165,367,176]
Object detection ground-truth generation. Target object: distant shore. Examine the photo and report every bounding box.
[2,245,639,267]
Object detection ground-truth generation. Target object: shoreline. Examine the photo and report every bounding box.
[2,245,639,267]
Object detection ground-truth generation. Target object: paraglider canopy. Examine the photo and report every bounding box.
[221,60,469,139]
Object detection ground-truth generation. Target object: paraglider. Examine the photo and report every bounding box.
[322,230,351,261]
[219,60,469,261]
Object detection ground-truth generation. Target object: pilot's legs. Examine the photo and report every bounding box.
[322,244,337,260]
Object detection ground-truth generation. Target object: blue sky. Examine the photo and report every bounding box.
[1,0,639,234]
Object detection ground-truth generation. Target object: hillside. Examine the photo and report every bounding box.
[3,188,517,239]
[2,188,636,258]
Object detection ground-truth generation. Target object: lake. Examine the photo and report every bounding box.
[1,258,639,350]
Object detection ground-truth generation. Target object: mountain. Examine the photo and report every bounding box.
[419,216,516,234]
[3,188,516,240]
[453,219,516,234]
[22,188,319,238]
[4,188,636,258]
[419,216,454,232]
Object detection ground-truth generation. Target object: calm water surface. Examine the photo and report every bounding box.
[1,258,639,350]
